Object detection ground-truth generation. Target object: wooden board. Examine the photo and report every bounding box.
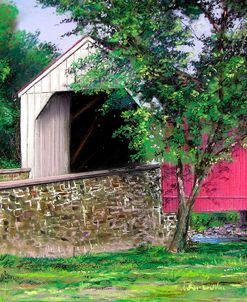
[162,147,247,212]
[34,93,71,177]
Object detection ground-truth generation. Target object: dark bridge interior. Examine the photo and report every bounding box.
[70,92,132,173]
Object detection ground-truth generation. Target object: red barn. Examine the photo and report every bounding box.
[162,147,247,213]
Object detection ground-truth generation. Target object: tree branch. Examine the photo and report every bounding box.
[198,4,220,32]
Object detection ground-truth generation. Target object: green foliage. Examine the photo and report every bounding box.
[113,107,165,162]
[0,60,10,82]
[0,2,59,168]
[39,0,247,170]
[0,158,19,169]
[191,212,240,231]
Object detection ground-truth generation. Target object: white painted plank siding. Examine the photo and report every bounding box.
[20,95,28,168]
[18,37,95,98]
[36,93,52,119]
[66,53,76,85]
[20,39,93,120]
[58,61,68,90]
[41,75,50,93]
[18,36,97,178]
[34,94,70,177]
[27,94,35,177]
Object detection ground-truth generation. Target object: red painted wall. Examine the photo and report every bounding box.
[162,148,247,212]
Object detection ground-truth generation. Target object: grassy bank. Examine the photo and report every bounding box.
[0,242,246,301]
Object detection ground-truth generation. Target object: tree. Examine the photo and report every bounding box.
[0,1,59,167]
[37,0,247,252]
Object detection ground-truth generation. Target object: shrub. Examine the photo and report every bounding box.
[191,212,240,231]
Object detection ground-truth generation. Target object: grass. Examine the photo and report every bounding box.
[0,242,246,301]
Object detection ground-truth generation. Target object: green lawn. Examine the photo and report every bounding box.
[0,242,246,301]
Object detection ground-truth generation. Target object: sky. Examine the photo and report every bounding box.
[14,0,79,52]
[13,0,211,58]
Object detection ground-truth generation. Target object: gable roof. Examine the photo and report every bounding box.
[18,36,95,98]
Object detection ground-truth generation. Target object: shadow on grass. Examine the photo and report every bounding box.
[0,242,246,272]
[0,243,246,301]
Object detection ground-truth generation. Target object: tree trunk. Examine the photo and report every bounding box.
[240,211,247,228]
[168,160,204,253]
[168,200,193,253]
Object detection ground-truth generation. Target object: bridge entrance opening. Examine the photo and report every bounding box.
[70,92,133,173]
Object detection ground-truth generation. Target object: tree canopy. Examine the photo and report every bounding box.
[37,0,247,251]
[0,1,59,168]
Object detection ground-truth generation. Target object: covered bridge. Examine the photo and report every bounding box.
[18,36,247,215]
[18,36,133,178]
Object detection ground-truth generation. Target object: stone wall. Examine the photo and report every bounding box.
[0,165,174,257]
[0,169,30,182]
[161,213,177,238]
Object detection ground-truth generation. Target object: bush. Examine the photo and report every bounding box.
[191,212,240,231]
[0,158,19,169]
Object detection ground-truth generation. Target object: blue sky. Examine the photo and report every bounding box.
[14,0,78,52]
[13,1,211,59]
